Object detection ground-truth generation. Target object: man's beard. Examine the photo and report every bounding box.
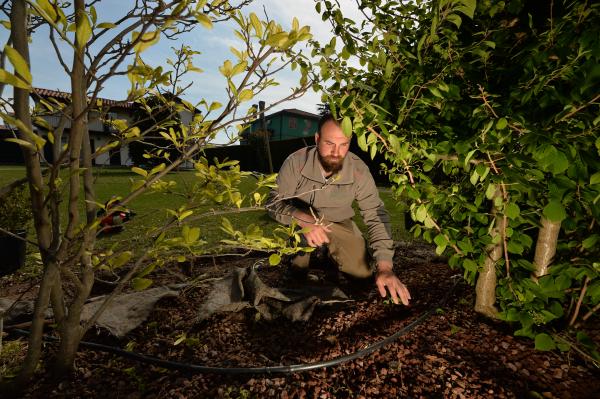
[318,152,344,174]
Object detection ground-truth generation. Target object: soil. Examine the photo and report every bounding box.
[2,242,599,399]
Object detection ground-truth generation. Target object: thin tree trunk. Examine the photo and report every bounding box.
[10,0,55,385]
[475,191,503,318]
[532,216,561,280]
[53,0,95,374]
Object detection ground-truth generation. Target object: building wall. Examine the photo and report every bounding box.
[249,113,318,142]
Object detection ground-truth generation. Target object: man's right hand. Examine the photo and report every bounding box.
[302,223,332,247]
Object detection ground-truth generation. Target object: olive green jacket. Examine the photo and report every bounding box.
[267,146,394,262]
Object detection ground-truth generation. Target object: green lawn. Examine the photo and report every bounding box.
[0,165,409,255]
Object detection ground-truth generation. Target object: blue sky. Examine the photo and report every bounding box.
[1,0,363,142]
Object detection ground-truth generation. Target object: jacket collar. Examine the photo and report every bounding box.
[300,147,354,184]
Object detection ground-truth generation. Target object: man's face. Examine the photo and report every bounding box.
[315,120,350,174]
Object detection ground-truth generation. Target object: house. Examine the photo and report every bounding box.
[31,87,136,166]
[0,88,197,167]
[241,108,320,144]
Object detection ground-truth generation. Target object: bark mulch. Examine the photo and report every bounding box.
[4,242,600,398]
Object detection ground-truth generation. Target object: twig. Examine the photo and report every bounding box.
[552,333,600,368]
[0,227,38,247]
[556,93,600,123]
[477,85,499,118]
[581,302,600,322]
[569,276,590,326]
[366,126,389,150]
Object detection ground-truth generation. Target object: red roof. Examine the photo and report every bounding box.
[31,87,133,109]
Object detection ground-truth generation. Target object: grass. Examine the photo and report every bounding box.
[0,165,409,258]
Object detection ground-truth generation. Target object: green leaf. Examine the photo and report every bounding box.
[534,333,556,351]
[4,45,31,84]
[97,22,117,29]
[416,204,427,222]
[195,12,213,29]
[150,163,166,176]
[179,210,193,221]
[238,89,254,102]
[209,102,222,111]
[590,172,600,185]
[543,201,567,222]
[133,30,160,54]
[384,59,393,79]
[111,251,132,268]
[75,12,92,50]
[221,217,235,235]
[268,253,281,266]
[249,12,262,36]
[557,342,570,352]
[434,234,447,247]
[455,0,476,19]
[231,61,248,76]
[434,234,447,255]
[550,151,569,175]
[446,13,462,28]
[182,225,200,244]
[131,277,153,291]
[131,166,147,177]
[341,116,353,137]
[370,143,377,160]
[485,183,496,199]
[428,86,443,98]
[0,68,30,89]
[357,133,367,152]
[470,169,479,185]
[496,117,507,130]
[35,0,58,22]
[219,60,233,77]
[582,235,599,249]
[505,203,520,219]
[4,137,35,151]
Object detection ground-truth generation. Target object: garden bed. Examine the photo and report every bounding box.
[3,242,599,398]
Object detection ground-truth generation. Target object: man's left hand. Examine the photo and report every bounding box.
[375,261,411,306]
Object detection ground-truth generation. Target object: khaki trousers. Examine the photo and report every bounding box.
[292,219,372,278]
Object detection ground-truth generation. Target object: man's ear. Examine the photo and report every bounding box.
[314,133,320,144]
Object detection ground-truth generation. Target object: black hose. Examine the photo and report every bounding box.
[13,277,460,375]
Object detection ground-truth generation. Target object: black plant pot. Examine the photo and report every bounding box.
[0,230,27,276]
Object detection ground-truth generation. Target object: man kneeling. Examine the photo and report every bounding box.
[267,113,411,305]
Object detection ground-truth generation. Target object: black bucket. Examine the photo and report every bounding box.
[0,230,27,276]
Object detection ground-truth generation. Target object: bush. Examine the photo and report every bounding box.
[0,186,33,232]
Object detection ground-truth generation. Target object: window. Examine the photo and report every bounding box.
[288,117,297,129]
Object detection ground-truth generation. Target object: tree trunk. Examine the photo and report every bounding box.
[532,216,561,280]
[52,0,95,374]
[10,0,55,386]
[474,192,504,318]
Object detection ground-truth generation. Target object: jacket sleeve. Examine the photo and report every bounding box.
[267,154,300,225]
[354,166,394,263]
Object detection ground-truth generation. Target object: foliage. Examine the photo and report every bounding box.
[313,0,600,348]
[129,92,187,166]
[0,0,314,381]
[0,186,32,232]
[0,338,27,380]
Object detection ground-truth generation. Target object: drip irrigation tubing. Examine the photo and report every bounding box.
[12,276,461,375]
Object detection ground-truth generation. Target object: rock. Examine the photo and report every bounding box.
[553,369,563,379]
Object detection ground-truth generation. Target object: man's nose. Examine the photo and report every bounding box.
[331,146,339,156]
